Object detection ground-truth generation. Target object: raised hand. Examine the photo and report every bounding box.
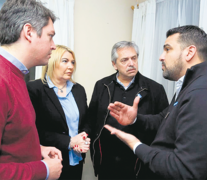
[108,96,140,126]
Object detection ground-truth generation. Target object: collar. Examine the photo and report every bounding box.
[47,76,74,94]
[182,61,207,91]
[0,47,29,74]
[116,73,135,90]
[175,75,185,92]
[175,75,185,100]
[47,76,56,88]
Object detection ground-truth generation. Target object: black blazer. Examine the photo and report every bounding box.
[27,79,88,165]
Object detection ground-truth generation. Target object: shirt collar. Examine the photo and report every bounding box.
[116,73,135,90]
[175,75,185,91]
[47,76,55,88]
[174,75,185,100]
[0,47,29,74]
[47,76,74,95]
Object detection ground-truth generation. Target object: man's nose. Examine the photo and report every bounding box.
[51,39,56,50]
[128,59,134,65]
[159,52,165,62]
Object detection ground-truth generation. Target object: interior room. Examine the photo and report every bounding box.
[0,0,206,179]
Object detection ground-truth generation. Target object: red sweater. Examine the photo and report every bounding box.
[0,55,46,180]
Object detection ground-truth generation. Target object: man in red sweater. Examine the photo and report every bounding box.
[0,0,63,179]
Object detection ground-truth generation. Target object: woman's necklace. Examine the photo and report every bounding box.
[58,83,67,93]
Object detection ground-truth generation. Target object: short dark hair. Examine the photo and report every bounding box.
[0,0,56,45]
[166,25,207,62]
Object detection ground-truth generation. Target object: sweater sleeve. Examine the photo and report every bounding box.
[135,89,207,179]
[0,81,47,180]
[0,161,47,180]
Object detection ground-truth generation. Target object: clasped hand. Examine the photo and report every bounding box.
[70,132,90,153]
[41,145,63,180]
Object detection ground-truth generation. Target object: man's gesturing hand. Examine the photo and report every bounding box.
[108,96,140,126]
[104,124,140,150]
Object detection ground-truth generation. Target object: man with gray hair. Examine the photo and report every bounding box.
[106,25,207,179]
[0,0,62,179]
[88,41,169,179]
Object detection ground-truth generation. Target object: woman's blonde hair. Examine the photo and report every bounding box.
[41,45,76,84]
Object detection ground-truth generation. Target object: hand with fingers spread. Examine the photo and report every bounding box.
[71,132,90,153]
[108,96,140,126]
[104,124,140,150]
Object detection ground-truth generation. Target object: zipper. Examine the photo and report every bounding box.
[133,87,147,176]
[92,85,148,171]
[165,112,170,119]
[136,87,148,97]
[136,159,141,177]
[92,83,112,167]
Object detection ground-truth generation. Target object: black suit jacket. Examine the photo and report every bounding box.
[27,79,88,165]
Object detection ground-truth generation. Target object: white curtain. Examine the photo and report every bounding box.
[151,0,179,102]
[35,0,75,79]
[199,0,207,33]
[132,0,200,102]
[178,0,200,26]
[132,0,156,79]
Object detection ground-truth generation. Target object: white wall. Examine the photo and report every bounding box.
[138,0,146,3]
[74,1,145,179]
[74,0,137,103]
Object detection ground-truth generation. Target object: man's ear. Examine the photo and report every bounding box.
[185,45,196,62]
[22,23,33,42]
[112,61,118,70]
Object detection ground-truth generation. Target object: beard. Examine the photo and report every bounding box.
[162,54,183,81]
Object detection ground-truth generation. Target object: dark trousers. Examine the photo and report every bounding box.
[59,160,83,180]
[98,158,137,180]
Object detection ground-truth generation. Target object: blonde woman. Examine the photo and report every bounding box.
[27,45,90,180]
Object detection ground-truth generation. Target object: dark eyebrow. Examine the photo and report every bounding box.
[163,44,171,49]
